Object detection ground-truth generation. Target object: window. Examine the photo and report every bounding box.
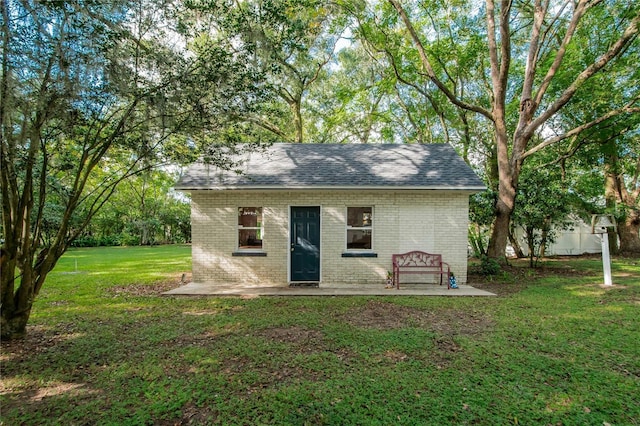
[346,207,372,250]
[238,207,263,250]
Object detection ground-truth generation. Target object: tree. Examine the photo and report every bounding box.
[305,39,400,144]
[1,0,267,339]
[511,158,573,266]
[85,170,191,246]
[574,135,640,254]
[604,138,640,253]
[547,32,640,253]
[384,0,639,259]
[188,0,346,143]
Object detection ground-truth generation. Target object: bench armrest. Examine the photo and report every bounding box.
[441,262,451,288]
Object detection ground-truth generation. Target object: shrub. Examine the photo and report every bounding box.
[479,255,501,276]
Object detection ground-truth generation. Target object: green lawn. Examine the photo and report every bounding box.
[1,246,639,425]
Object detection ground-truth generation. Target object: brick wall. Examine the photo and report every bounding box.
[190,190,472,286]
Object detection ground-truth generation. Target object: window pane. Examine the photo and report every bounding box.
[238,207,262,228]
[238,207,263,249]
[347,207,372,228]
[347,230,371,249]
[238,229,263,249]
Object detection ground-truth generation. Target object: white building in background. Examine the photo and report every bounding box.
[512,217,605,257]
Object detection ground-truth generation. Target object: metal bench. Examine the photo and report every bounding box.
[392,251,451,289]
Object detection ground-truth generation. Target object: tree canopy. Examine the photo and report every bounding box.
[1,0,270,339]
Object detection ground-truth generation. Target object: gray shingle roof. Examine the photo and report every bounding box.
[175,143,485,191]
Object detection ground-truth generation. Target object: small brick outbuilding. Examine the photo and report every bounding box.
[175,143,485,287]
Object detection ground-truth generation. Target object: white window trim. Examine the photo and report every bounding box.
[237,207,265,252]
[345,206,373,251]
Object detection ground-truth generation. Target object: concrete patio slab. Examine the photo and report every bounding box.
[163,283,496,297]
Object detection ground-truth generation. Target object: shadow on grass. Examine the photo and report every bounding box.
[2,252,639,425]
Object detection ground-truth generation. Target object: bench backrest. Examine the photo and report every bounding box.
[393,251,442,268]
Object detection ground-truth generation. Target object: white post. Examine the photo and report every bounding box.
[601,231,613,286]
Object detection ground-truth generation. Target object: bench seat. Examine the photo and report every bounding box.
[392,251,451,289]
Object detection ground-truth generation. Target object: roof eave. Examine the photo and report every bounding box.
[175,185,487,192]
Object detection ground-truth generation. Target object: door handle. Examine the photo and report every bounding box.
[291,248,295,252]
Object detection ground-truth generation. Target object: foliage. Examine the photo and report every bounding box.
[478,255,501,277]
[511,158,574,267]
[305,40,400,144]
[1,246,639,424]
[70,234,123,248]
[0,0,268,339]
[369,0,640,259]
[184,0,347,143]
[82,170,191,246]
[32,168,191,248]
[547,12,640,253]
[469,189,496,257]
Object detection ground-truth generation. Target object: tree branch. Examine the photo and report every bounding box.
[498,0,512,102]
[243,114,290,140]
[486,0,500,106]
[531,0,590,111]
[521,101,640,159]
[527,11,640,136]
[521,0,548,106]
[388,0,494,122]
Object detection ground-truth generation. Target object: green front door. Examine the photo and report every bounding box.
[290,206,320,282]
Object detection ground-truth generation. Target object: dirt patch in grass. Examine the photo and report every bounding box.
[219,353,329,390]
[344,300,413,330]
[597,283,640,306]
[176,404,220,426]
[381,350,410,362]
[468,279,530,297]
[171,328,238,348]
[0,324,90,413]
[260,326,326,352]
[108,273,191,296]
[343,301,486,369]
[344,300,493,337]
[153,403,219,426]
[430,309,494,336]
[0,324,78,366]
[212,326,357,388]
[256,326,355,362]
[0,381,100,420]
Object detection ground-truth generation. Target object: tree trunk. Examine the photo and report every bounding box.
[1,302,32,340]
[508,226,526,258]
[487,204,511,259]
[292,99,303,143]
[605,142,640,254]
[604,150,621,253]
[526,226,536,268]
[469,223,486,257]
[486,126,517,260]
[389,0,639,261]
[618,212,640,254]
[539,218,551,259]
[1,257,37,340]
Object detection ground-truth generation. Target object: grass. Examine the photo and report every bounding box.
[1,246,639,425]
